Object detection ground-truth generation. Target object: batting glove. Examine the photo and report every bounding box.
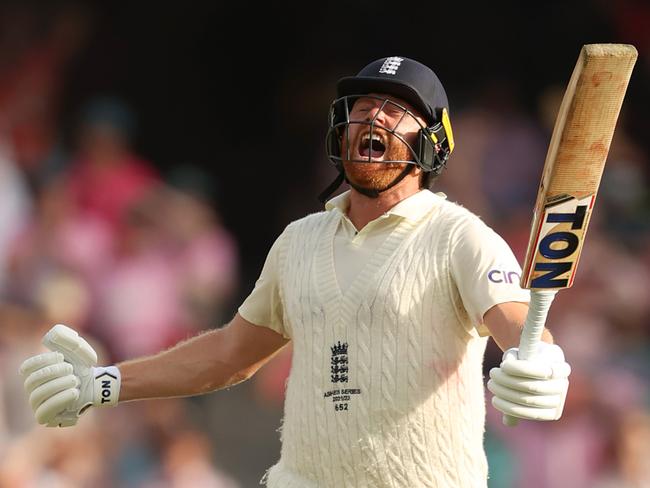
[487,341,571,421]
[19,324,121,427]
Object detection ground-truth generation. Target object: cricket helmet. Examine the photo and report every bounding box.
[320,56,455,202]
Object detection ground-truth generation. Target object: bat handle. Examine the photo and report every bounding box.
[502,289,557,427]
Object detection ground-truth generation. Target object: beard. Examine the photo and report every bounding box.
[343,161,410,190]
[341,125,415,191]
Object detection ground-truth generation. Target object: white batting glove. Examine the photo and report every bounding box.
[487,342,571,421]
[19,324,121,427]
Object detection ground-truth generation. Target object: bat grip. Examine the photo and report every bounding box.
[502,289,557,427]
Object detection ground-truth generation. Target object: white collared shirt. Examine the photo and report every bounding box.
[325,190,447,294]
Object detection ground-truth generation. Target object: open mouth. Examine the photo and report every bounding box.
[358,132,386,159]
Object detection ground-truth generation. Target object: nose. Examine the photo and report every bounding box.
[365,101,389,126]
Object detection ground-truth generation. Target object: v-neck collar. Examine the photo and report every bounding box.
[314,210,420,326]
[316,189,447,327]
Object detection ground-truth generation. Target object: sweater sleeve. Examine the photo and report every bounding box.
[238,229,290,339]
[450,215,530,336]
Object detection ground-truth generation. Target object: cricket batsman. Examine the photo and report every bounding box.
[20,56,571,487]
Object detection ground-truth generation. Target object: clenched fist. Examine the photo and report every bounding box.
[20,324,121,427]
[487,341,570,421]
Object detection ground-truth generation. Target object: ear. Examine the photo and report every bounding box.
[412,165,424,184]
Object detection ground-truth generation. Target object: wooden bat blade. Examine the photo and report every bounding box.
[502,44,637,426]
[521,43,638,291]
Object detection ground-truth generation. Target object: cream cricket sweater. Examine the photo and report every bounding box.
[240,190,530,488]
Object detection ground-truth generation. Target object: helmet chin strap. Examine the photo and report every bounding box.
[318,163,414,203]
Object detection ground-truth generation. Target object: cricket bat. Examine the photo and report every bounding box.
[503,43,638,426]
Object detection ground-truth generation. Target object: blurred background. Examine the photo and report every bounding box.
[0,1,648,487]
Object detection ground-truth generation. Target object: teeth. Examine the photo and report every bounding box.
[361,133,384,143]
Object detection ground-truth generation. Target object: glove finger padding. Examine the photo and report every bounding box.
[24,362,74,393]
[489,367,569,395]
[34,388,80,425]
[19,351,65,377]
[29,375,79,410]
[487,378,562,408]
[500,357,571,380]
[43,324,97,368]
[492,395,561,421]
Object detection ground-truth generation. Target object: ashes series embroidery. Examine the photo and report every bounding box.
[324,341,361,412]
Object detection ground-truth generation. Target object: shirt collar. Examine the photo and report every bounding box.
[324,191,351,213]
[325,189,447,222]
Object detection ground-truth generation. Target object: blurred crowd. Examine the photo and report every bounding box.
[0,4,257,487]
[1,2,649,488]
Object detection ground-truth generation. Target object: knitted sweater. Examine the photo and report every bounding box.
[263,199,492,488]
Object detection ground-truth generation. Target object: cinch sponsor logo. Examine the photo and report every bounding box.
[488,270,521,284]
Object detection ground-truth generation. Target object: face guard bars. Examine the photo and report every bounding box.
[325,95,455,176]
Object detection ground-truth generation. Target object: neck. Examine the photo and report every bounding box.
[347,182,421,230]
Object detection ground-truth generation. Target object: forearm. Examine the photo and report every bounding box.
[116,329,248,402]
[484,301,554,352]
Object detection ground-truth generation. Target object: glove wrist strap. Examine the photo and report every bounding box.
[92,366,121,407]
